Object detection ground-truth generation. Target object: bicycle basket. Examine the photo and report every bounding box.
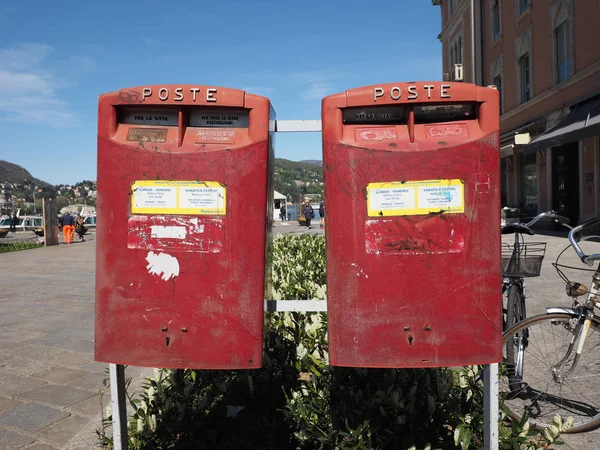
[502,242,546,277]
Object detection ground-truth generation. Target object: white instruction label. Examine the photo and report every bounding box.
[179,187,225,211]
[133,186,177,210]
[417,185,463,209]
[369,187,416,211]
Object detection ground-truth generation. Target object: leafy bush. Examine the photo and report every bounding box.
[98,234,568,449]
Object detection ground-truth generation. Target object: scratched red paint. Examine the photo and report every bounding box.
[365,218,465,255]
[322,82,501,368]
[127,216,224,253]
[95,85,275,370]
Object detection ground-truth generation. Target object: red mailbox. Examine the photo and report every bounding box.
[322,82,500,368]
[95,85,274,369]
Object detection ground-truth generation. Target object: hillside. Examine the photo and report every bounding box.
[274,158,323,201]
[0,160,50,186]
[0,158,321,213]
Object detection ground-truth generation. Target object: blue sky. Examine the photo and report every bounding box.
[0,0,442,185]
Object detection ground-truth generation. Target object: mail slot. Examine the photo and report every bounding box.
[95,85,275,369]
[322,82,501,368]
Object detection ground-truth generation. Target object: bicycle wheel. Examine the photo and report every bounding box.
[501,312,600,433]
[504,284,526,387]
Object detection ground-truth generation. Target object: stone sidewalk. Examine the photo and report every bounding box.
[0,227,597,448]
[0,232,148,450]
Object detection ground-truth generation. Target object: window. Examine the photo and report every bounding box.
[493,75,503,114]
[555,21,571,83]
[519,53,531,103]
[518,0,529,14]
[520,152,538,216]
[491,0,501,39]
[449,0,458,15]
[449,33,463,75]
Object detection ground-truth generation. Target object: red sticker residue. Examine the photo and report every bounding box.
[365,218,464,255]
[127,215,224,253]
[355,127,396,142]
[425,124,468,138]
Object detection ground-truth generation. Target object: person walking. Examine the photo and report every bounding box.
[75,214,86,242]
[319,200,325,229]
[9,211,18,233]
[303,200,314,229]
[61,212,75,244]
[280,203,286,221]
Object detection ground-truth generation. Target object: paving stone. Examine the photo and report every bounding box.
[68,372,107,391]
[47,351,92,368]
[33,367,89,384]
[68,393,110,419]
[24,444,58,450]
[0,403,69,432]
[0,396,21,413]
[0,356,58,376]
[3,344,69,361]
[58,340,95,353]
[20,385,95,408]
[0,372,47,396]
[0,426,35,450]
[35,415,89,449]
[78,361,109,373]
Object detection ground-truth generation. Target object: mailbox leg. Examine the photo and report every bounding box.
[110,363,128,450]
[483,363,499,450]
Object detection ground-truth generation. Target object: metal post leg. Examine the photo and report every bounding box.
[483,363,499,450]
[110,363,128,450]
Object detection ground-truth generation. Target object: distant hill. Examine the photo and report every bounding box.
[299,159,322,165]
[274,158,323,201]
[0,160,50,186]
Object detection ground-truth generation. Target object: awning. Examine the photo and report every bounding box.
[500,133,531,157]
[273,190,286,200]
[525,95,600,152]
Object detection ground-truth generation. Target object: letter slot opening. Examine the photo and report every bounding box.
[119,107,179,126]
[342,103,477,126]
[189,108,250,128]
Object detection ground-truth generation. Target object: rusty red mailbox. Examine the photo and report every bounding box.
[95,85,274,369]
[322,82,501,368]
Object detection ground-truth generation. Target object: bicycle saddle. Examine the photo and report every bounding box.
[501,223,535,235]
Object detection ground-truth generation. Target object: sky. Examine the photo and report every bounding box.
[0,0,442,185]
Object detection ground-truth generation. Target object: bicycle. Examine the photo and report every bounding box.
[501,216,600,433]
[501,211,568,332]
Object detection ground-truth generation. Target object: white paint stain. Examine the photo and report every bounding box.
[145,251,180,281]
[151,225,187,239]
[350,262,369,279]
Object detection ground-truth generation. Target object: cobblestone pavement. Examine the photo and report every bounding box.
[0,225,597,448]
[0,231,150,449]
[503,229,600,449]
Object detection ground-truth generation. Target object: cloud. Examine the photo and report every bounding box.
[290,71,339,100]
[0,43,92,125]
[242,86,276,96]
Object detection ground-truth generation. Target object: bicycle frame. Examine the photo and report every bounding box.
[545,258,600,382]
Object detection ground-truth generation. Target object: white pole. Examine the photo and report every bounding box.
[483,363,499,450]
[110,364,128,450]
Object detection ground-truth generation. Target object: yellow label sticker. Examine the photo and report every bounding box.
[367,179,464,217]
[131,180,226,215]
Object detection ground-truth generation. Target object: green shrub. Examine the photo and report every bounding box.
[98,234,568,449]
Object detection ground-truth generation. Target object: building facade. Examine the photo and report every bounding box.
[433,0,600,224]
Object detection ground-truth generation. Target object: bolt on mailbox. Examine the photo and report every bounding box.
[95,85,275,369]
[322,82,501,368]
